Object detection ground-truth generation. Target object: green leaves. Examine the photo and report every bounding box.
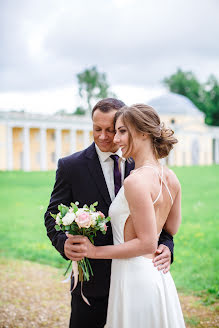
[58,204,69,217]
[70,202,78,213]
[54,225,61,231]
[50,212,56,219]
[89,205,95,212]
[90,201,98,212]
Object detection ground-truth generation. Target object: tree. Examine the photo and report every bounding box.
[77,66,116,112]
[73,106,86,115]
[163,69,219,126]
[204,75,219,126]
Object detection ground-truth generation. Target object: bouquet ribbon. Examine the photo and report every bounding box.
[71,261,91,306]
[62,261,90,305]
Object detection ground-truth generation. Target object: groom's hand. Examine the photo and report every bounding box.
[64,234,87,261]
[153,244,171,274]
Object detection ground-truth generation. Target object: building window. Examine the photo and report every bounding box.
[51,152,55,163]
[212,138,216,163]
[212,138,219,164]
[170,118,175,124]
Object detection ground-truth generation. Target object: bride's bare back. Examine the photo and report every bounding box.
[124,165,181,257]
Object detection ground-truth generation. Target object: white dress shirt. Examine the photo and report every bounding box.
[95,144,125,201]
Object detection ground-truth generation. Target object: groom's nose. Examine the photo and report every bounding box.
[99,131,107,140]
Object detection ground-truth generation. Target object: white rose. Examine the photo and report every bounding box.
[90,213,99,227]
[62,212,76,225]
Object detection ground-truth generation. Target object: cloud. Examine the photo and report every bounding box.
[0,0,219,93]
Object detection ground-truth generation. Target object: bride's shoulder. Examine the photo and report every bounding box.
[123,172,152,204]
[164,166,181,191]
[124,168,153,191]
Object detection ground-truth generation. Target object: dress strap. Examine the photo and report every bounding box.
[132,164,173,204]
[153,165,163,205]
[162,180,174,205]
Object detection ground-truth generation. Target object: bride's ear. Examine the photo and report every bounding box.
[142,133,149,140]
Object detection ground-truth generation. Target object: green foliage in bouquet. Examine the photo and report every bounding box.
[50,201,110,283]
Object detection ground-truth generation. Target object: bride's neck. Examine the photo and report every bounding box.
[133,146,158,169]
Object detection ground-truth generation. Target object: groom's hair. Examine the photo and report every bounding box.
[92,98,125,117]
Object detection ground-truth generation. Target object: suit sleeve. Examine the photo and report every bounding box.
[44,159,72,260]
[158,229,174,263]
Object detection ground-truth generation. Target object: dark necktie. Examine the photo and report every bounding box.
[110,155,122,196]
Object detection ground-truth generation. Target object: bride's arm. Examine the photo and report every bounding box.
[81,174,158,259]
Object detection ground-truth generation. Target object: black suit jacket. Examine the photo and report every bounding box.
[44,142,174,298]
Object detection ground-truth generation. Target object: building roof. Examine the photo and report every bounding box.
[147,92,204,117]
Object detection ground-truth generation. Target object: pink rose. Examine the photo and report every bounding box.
[104,224,107,232]
[75,211,92,228]
[98,211,105,219]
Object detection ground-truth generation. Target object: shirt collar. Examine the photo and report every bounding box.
[95,144,124,163]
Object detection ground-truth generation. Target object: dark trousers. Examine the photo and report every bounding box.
[69,293,109,328]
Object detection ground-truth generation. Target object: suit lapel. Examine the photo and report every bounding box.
[85,143,111,207]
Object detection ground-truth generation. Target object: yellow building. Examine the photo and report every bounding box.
[0,94,219,171]
[148,93,219,166]
[0,111,93,171]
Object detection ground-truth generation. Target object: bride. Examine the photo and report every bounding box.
[78,104,185,327]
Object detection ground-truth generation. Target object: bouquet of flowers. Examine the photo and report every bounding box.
[50,201,110,290]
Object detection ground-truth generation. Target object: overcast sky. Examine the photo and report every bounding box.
[1,0,219,113]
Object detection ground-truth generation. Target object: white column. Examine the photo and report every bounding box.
[40,128,47,171]
[70,129,76,154]
[23,126,30,171]
[83,130,90,149]
[168,149,175,166]
[55,128,62,164]
[7,125,13,170]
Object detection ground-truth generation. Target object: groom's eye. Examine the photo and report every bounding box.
[107,128,115,133]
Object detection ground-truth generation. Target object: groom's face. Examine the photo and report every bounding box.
[92,109,119,153]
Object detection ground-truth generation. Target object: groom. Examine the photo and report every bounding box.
[44,98,174,328]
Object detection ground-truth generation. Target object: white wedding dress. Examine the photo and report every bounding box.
[105,166,185,328]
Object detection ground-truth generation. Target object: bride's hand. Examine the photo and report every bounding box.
[77,235,96,259]
[64,235,96,260]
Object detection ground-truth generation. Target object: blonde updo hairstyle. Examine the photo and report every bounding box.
[114,104,178,159]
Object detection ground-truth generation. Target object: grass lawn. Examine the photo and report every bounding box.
[0,166,219,301]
